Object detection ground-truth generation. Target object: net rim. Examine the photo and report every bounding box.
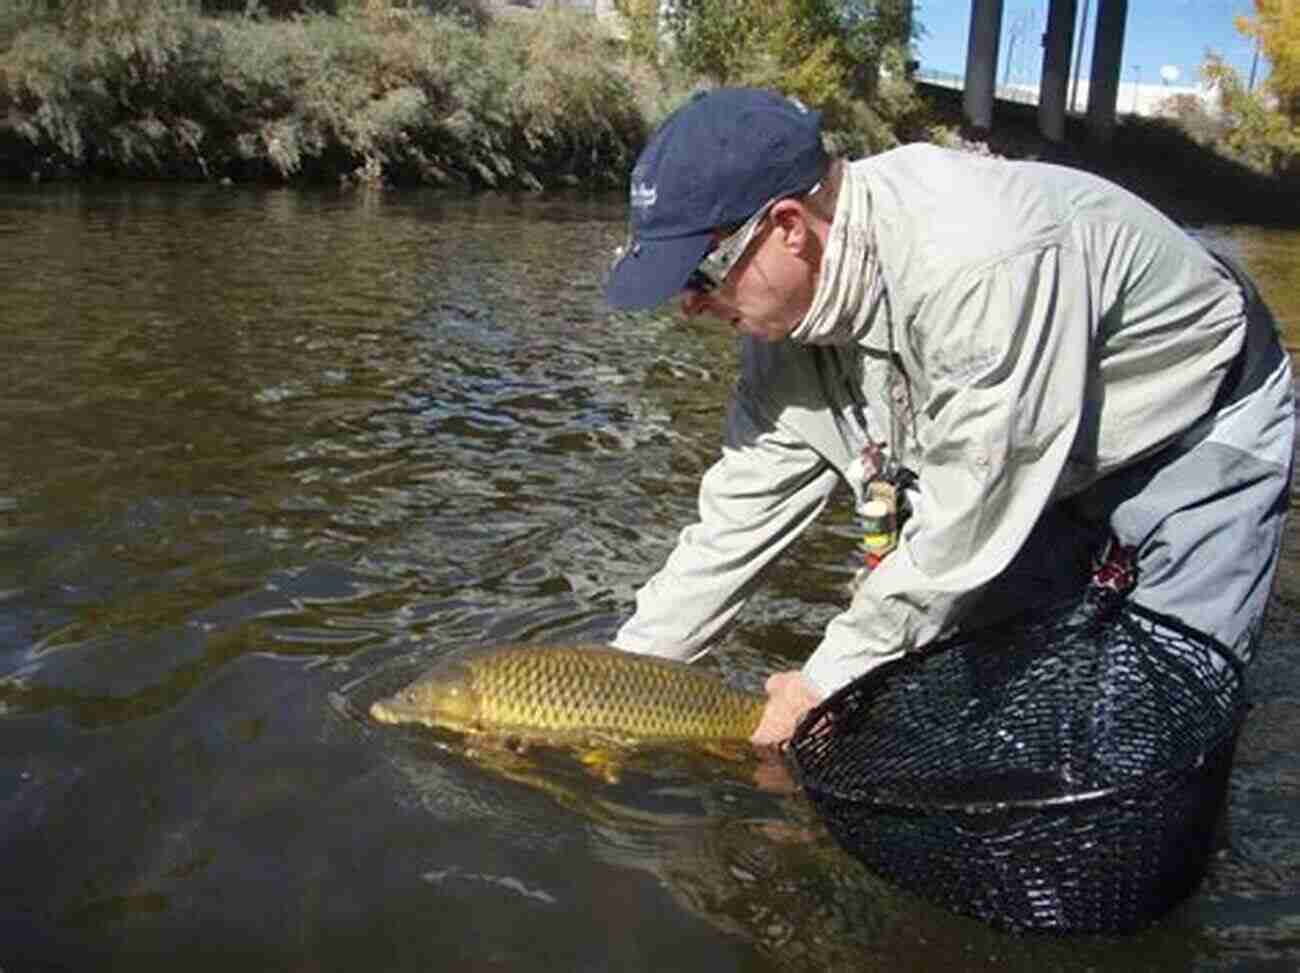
[789,598,1248,814]
[793,721,1244,814]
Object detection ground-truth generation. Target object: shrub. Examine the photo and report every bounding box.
[655,0,914,132]
[488,8,642,187]
[0,2,644,185]
[1,0,225,176]
[1202,53,1300,178]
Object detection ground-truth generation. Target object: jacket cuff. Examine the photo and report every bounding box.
[801,634,903,697]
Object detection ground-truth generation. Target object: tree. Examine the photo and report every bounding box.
[659,0,914,127]
[1235,0,1300,121]
[1203,53,1300,176]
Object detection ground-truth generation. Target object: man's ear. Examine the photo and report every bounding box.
[769,198,812,254]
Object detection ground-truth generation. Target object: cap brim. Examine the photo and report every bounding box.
[605,232,713,311]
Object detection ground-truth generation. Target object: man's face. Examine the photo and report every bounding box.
[679,205,819,342]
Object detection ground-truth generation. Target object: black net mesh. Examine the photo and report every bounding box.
[789,591,1247,935]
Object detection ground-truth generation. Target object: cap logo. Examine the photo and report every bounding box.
[630,181,657,210]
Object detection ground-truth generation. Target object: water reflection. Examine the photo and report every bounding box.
[1198,224,1300,349]
[0,182,1298,971]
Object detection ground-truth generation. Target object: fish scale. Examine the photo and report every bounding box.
[370,643,765,742]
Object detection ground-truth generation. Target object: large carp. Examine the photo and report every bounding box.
[369,643,764,744]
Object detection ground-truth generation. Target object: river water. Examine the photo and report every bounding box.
[1,183,1297,971]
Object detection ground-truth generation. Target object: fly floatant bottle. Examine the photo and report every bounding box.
[859,479,899,572]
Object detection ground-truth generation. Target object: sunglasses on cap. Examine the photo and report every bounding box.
[684,180,823,295]
[683,196,778,294]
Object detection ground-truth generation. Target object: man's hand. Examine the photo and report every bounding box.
[750,670,823,749]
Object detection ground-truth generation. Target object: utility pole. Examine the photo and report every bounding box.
[1131,64,1140,113]
[1002,6,1041,94]
[1004,19,1019,89]
[1069,0,1092,112]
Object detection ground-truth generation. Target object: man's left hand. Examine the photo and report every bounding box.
[750,670,823,749]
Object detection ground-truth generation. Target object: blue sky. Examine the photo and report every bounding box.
[914,0,1265,90]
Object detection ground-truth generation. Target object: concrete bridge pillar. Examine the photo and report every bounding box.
[1038,0,1076,142]
[962,0,1004,132]
[1086,0,1129,144]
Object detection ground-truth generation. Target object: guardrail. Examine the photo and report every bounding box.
[916,68,1042,107]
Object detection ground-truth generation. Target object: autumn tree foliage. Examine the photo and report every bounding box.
[615,0,918,139]
[1235,0,1300,121]
[1176,0,1300,178]
[1204,53,1300,174]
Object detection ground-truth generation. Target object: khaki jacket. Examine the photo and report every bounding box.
[613,144,1247,695]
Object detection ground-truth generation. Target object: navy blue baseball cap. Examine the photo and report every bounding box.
[605,87,828,310]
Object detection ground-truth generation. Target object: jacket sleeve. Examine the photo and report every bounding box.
[612,389,840,662]
[803,245,1092,694]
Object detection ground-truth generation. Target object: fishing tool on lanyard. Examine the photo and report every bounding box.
[846,342,917,590]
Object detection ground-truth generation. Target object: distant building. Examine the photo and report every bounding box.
[919,69,1221,120]
[1069,80,1221,119]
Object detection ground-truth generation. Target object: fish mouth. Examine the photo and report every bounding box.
[369,698,463,732]
[369,699,429,726]
[369,700,400,725]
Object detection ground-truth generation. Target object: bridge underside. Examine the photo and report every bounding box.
[958,0,1128,144]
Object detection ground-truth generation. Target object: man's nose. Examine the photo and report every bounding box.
[679,289,712,318]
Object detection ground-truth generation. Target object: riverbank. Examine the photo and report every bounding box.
[0,5,645,189]
[3,4,1298,228]
[918,83,1300,228]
